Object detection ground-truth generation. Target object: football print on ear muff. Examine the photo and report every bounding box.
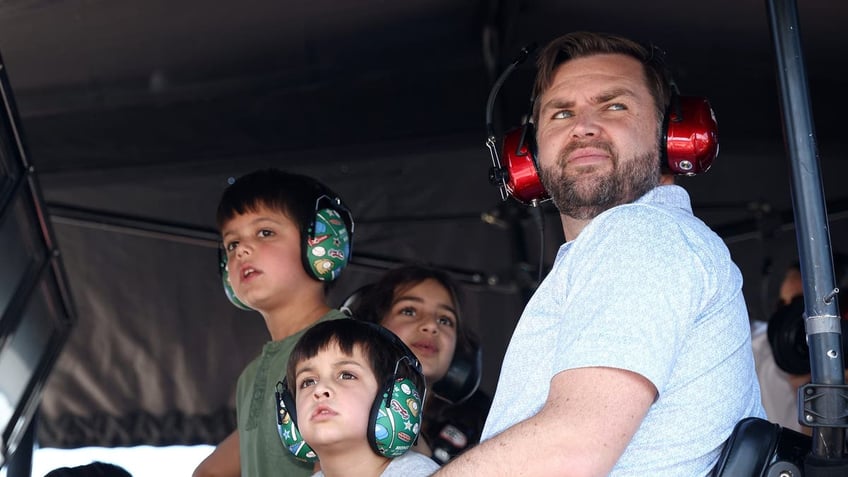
[218,247,253,311]
[368,373,422,457]
[303,201,352,282]
[275,380,319,463]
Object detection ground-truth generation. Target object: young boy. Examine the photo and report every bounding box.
[278,319,440,477]
[193,168,353,477]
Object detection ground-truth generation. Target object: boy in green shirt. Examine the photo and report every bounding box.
[193,168,353,477]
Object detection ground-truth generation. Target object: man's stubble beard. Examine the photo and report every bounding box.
[538,140,659,221]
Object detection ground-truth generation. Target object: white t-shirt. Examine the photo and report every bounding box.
[751,321,803,432]
[312,451,440,477]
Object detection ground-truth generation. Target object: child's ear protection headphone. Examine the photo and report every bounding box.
[430,337,482,405]
[219,247,252,310]
[486,44,719,206]
[218,186,355,311]
[275,322,425,462]
[302,194,353,282]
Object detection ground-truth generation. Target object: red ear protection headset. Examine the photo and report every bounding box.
[486,45,719,206]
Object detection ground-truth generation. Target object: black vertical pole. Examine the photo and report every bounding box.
[765,0,848,465]
[5,411,35,477]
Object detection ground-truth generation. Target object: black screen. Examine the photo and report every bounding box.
[0,54,75,467]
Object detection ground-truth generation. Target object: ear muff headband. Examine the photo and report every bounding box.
[487,46,719,206]
[486,45,546,206]
[275,323,425,461]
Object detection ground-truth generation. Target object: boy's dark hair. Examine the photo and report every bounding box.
[352,264,476,356]
[44,462,133,477]
[286,319,425,397]
[216,168,341,234]
[532,31,672,126]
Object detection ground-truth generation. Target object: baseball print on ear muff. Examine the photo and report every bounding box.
[303,194,353,282]
[486,45,719,206]
[275,321,425,461]
[275,380,319,462]
[368,354,423,458]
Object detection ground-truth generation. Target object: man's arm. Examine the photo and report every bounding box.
[193,430,241,477]
[434,366,655,477]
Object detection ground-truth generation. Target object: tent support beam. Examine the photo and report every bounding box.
[45,203,503,288]
[766,0,848,464]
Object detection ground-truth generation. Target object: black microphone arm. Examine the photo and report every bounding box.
[485,43,537,140]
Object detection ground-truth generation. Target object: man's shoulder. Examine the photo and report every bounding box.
[589,187,718,250]
[609,187,693,224]
[578,202,694,255]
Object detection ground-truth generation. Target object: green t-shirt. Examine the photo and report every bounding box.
[237,309,347,476]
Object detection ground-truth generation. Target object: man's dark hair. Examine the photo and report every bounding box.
[532,31,672,126]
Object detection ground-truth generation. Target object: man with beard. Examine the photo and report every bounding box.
[434,31,764,477]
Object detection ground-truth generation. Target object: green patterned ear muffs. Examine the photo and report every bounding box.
[275,322,425,461]
[218,248,253,311]
[370,376,423,457]
[304,207,350,281]
[217,206,351,310]
[275,373,423,462]
[275,380,318,463]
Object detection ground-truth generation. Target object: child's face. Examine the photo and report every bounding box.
[294,342,379,451]
[220,205,310,311]
[381,278,458,382]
